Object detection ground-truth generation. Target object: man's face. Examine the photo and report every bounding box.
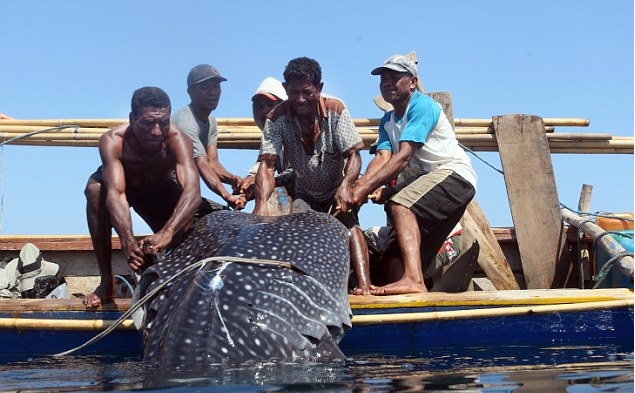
[379,70,416,105]
[130,106,170,152]
[188,78,222,112]
[252,95,281,131]
[284,79,322,117]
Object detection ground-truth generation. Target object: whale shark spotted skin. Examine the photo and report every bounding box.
[136,210,352,366]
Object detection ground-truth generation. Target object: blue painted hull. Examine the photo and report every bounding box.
[340,307,634,356]
[1,299,632,363]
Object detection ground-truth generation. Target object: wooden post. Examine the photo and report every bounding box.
[577,184,593,287]
[429,92,518,290]
[493,114,569,289]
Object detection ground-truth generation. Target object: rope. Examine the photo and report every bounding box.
[560,203,634,223]
[114,275,135,297]
[592,251,634,289]
[459,147,632,227]
[0,125,80,147]
[0,124,80,234]
[53,254,305,357]
[459,143,504,175]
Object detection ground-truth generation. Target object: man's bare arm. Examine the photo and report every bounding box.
[147,128,201,250]
[100,128,135,247]
[252,155,277,216]
[206,144,242,190]
[334,148,362,213]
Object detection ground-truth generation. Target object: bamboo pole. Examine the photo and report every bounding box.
[454,118,590,127]
[1,298,630,330]
[0,124,556,135]
[561,208,634,284]
[351,299,632,325]
[0,317,136,330]
[0,131,624,144]
[2,133,632,153]
[0,117,589,128]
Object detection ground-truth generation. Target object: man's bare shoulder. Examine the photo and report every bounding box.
[98,124,127,147]
[100,124,128,142]
[165,124,193,154]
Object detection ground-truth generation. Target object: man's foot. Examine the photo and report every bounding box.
[369,279,427,296]
[83,284,114,309]
[351,286,372,296]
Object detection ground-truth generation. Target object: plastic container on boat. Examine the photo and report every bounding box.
[594,229,634,289]
[595,213,634,231]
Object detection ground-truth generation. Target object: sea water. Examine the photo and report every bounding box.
[0,343,632,392]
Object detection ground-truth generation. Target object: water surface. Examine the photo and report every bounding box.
[1,343,632,392]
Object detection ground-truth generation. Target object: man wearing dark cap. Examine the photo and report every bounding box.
[172,64,246,210]
[350,54,477,295]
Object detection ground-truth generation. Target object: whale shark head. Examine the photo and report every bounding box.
[136,210,352,366]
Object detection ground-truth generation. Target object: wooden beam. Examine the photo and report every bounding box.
[493,114,569,289]
[462,201,520,289]
[561,208,634,284]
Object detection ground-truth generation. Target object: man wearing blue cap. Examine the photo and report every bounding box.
[172,64,246,210]
[351,54,477,295]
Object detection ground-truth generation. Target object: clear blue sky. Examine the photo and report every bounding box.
[0,0,633,235]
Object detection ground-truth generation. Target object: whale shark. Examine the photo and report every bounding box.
[134,210,352,366]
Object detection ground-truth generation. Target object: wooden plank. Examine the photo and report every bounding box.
[493,114,568,289]
[1,288,632,313]
[348,288,634,309]
[425,92,517,290]
[462,200,520,289]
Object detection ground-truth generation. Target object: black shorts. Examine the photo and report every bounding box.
[382,170,475,267]
[88,167,224,233]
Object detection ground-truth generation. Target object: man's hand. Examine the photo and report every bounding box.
[230,176,244,195]
[226,194,247,210]
[238,175,255,201]
[369,186,396,204]
[124,242,147,273]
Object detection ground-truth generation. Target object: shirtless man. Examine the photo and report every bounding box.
[83,86,208,308]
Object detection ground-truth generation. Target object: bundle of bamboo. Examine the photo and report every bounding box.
[0,117,632,154]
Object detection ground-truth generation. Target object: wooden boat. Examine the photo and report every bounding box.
[1,109,633,362]
[0,288,632,362]
[0,219,632,362]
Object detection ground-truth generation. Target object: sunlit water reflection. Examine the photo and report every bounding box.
[1,343,632,392]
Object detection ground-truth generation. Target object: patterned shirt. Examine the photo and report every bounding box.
[259,95,363,204]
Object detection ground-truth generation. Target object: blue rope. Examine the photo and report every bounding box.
[114,274,135,296]
[459,143,504,175]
